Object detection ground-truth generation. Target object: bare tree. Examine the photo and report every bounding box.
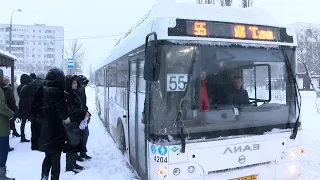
[296,28,320,75]
[242,0,253,8]
[87,64,95,84]
[66,39,85,74]
[220,0,232,6]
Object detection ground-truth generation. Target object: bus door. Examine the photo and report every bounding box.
[104,66,110,131]
[128,52,148,179]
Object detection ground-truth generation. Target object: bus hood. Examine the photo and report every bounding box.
[185,138,287,173]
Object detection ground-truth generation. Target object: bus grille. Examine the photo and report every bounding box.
[208,161,272,175]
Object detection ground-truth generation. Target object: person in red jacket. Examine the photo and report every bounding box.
[201,72,209,112]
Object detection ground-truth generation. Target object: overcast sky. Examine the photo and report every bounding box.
[0,0,319,73]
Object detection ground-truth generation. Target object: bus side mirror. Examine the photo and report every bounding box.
[144,32,160,81]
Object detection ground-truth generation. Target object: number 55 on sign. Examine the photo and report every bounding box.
[167,74,188,91]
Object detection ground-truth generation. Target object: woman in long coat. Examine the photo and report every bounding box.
[64,75,88,173]
[31,68,69,180]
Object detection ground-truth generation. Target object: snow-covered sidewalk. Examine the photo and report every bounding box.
[5,87,135,180]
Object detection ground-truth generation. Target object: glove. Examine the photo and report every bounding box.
[63,118,71,125]
[79,116,88,130]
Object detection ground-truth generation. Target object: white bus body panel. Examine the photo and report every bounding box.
[95,2,300,180]
[148,131,302,180]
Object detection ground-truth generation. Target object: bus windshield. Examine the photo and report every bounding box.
[149,44,297,140]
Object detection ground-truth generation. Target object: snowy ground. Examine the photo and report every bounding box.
[5,87,320,179]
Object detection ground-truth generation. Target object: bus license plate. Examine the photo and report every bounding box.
[232,175,257,180]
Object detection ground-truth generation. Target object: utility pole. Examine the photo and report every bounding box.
[9,9,22,53]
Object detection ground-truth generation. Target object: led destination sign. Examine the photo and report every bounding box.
[168,19,293,43]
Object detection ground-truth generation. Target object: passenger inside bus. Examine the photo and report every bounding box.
[225,76,250,106]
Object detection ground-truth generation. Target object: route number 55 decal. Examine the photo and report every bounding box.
[167,74,188,91]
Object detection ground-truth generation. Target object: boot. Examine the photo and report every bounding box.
[80,152,92,160]
[72,164,84,174]
[41,174,48,180]
[12,131,20,138]
[0,166,15,180]
[75,154,84,162]
[66,153,76,172]
[8,146,14,152]
[74,164,84,170]
[20,135,30,143]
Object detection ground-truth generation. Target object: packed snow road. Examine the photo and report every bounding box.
[295,91,320,180]
[4,87,320,179]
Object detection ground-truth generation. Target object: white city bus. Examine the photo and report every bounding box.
[95,1,303,180]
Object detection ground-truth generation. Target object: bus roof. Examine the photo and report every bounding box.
[100,1,296,68]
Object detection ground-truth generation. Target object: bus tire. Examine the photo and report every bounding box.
[118,121,126,154]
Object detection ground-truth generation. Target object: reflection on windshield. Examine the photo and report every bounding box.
[149,45,296,140]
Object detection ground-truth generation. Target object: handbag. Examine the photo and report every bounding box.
[63,122,81,146]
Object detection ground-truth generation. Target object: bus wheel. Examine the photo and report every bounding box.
[118,122,126,154]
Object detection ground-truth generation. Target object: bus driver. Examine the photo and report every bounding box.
[226,76,250,106]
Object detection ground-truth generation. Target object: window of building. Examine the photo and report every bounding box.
[47,54,54,58]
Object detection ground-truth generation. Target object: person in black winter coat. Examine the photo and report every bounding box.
[30,73,36,80]
[64,75,87,173]
[76,75,92,160]
[31,68,70,180]
[2,77,20,138]
[17,74,33,142]
[25,73,45,123]
[17,74,32,96]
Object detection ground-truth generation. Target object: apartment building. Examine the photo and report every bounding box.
[0,23,64,73]
[196,0,215,4]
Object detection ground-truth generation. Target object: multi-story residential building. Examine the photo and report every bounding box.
[196,0,215,4]
[0,23,64,73]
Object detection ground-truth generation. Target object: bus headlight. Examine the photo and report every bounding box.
[289,165,296,174]
[188,166,195,173]
[173,168,180,176]
[290,151,296,158]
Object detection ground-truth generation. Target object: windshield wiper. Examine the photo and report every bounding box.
[281,48,301,139]
[174,50,197,153]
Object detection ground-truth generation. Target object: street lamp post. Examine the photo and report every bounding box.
[9,9,22,53]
